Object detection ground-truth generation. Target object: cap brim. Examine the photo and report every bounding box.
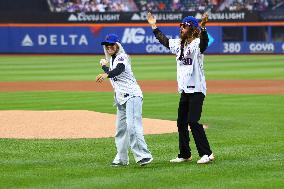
[101,42,116,45]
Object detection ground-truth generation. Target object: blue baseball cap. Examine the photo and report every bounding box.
[181,16,199,28]
[101,34,119,45]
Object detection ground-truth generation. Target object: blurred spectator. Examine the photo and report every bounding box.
[158,1,166,10]
[171,0,183,11]
[217,0,280,11]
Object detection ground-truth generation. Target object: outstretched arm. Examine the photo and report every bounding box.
[199,13,209,54]
[147,12,170,49]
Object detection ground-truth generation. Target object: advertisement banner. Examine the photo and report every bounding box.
[0,11,261,23]
[0,25,283,54]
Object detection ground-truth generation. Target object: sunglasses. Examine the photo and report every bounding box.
[179,23,192,28]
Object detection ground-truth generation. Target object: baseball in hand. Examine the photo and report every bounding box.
[96,73,108,83]
[100,59,108,66]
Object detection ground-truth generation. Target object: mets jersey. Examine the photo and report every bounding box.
[109,53,143,105]
[169,38,207,95]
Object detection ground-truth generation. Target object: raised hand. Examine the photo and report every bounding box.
[200,13,209,28]
[147,12,157,29]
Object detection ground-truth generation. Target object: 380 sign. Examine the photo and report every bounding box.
[223,43,241,53]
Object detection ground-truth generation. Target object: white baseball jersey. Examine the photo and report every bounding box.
[109,53,143,105]
[169,38,207,95]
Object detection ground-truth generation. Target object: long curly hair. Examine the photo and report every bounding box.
[188,24,200,39]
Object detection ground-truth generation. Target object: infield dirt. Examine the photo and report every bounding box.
[0,79,283,139]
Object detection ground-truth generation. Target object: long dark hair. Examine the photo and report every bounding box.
[179,24,200,61]
[189,25,200,39]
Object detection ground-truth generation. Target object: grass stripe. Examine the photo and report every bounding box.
[0,55,283,81]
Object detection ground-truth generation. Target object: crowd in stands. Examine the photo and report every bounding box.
[49,0,138,12]
[217,0,283,11]
[48,0,284,12]
[135,0,211,12]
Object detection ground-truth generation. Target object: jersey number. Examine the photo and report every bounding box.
[183,58,192,65]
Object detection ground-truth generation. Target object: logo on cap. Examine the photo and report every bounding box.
[182,16,199,28]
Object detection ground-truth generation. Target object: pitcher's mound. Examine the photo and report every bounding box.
[0,110,180,139]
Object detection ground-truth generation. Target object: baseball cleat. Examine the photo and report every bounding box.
[138,158,153,166]
[170,156,192,163]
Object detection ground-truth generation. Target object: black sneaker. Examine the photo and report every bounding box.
[110,162,128,167]
[138,158,153,166]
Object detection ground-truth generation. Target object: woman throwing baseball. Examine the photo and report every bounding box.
[96,34,153,167]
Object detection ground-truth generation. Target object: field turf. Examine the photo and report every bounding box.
[0,55,283,188]
[0,55,283,81]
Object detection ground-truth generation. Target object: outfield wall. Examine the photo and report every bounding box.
[0,23,283,54]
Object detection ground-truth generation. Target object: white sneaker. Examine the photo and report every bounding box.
[170,157,192,163]
[197,155,210,164]
[209,153,215,161]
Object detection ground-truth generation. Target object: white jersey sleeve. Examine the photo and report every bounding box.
[169,39,181,55]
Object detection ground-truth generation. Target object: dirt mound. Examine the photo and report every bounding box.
[0,110,178,139]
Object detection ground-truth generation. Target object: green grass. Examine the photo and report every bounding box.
[0,55,283,81]
[0,55,283,188]
[0,92,283,188]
